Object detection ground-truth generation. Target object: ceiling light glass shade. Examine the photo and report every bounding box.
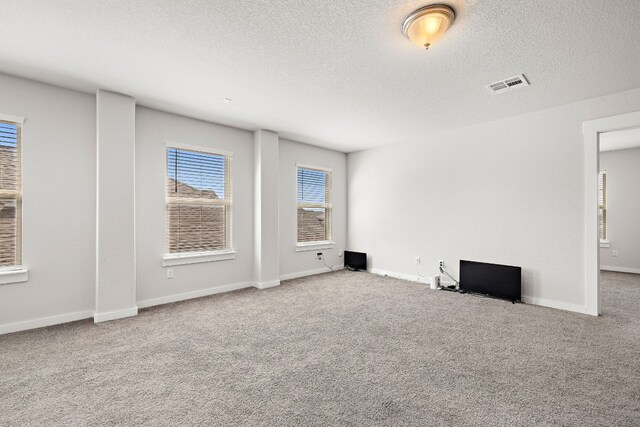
[402,4,455,50]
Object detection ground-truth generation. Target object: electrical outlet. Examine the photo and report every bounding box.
[415,257,421,264]
[613,249,619,257]
[438,260,444,268]
[317,252,323,260]
[167,269,174,279]
[338,250,343,258]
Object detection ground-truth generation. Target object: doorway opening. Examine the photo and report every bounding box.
[583,111,640,315]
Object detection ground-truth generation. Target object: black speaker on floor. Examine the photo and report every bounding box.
[344,251,367,271]
[459,260,521,302]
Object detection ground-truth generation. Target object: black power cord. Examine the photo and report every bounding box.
[438,264,460,290]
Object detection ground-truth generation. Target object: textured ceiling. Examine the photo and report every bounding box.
[1,0,640,152]
[600,127,640,152]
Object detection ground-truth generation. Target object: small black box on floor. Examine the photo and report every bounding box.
[344,251,367,271]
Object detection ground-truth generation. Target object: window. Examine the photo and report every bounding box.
[598,171,607,241]
[0,119,22,268]
[165,145,232,258]
[297,165,332,245]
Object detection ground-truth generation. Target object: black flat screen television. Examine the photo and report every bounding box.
[344,251,367,271]
[459,260,521,302]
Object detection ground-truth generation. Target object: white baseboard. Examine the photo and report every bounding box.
[94,306,138,323]
[280,266,343,281]
[600,265,640,274]
[254,280,281,289]
[137,281,253,309]
[520,295,589,315]
[0,310,94,336]
[371,267,591,315]
[370,268,430,285]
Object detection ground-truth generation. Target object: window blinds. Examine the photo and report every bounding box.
[297,166,332,243]
[0,120,21,267]
[598,171,606,241]
[166,146,232,254]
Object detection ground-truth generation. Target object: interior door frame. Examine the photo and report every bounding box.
[583,110,640,316]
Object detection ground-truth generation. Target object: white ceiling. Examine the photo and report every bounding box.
[600,127,640,152]
[1,0,640,153]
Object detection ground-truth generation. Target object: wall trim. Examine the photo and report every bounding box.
[138,281,253,309]
[370,268,430,285]
[601,266,640,274]
[162,250,236,266]
[371,267,590,315]
[254,280,281,289]
[0,112,26,125]
[520,295,589,315]
[280,266,343,281]
[295,241,336,252]
[0,310,94,336]
[0,268,29,285]
[94,306,138,323]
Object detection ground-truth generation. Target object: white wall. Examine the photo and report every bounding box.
[348,87,640,313]
[0,73,96,328]
[599,147,640,273]
[135,107,255,305]
[0,67,637,330]
[279,139,347,279]
[0,73,349,333]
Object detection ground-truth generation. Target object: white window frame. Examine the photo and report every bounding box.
[295,163,334,251]
[0,113,28,284]
[162,142,234,266]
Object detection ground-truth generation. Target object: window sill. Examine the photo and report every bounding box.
[162,250,236,266]
[296,241,336,252]
[0,267,29,285]
[600,240,611,248]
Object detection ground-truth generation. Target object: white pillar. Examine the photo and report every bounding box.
[94,90,137,322]
[253,130,280,288]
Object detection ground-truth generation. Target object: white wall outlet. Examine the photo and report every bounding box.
[612,249,619,257]
[438,260,444,268]
[317,252,323,260]
[167,269,174,279]
[338,250,343,258]
[415,257,421,264]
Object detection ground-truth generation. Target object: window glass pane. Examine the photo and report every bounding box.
[598,171,606,240]
[297,207,327,242]
[296,166,332,244]
[0,199,17,266]
[297,168,326,204]
[0,121,20,266]
[166,147,231,254]
[167,148,226,200]
[167,203,227,253]
[0,123,18,192]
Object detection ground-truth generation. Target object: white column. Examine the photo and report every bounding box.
[95,90,137,322]
[253,130,280,288]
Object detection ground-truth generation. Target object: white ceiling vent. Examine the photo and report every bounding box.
[486,74,529,95]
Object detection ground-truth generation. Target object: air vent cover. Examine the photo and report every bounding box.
[486,74,529,94]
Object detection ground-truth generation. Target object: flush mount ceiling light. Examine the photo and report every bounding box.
[402,4,455,50]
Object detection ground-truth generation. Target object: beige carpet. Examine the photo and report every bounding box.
[1,271,639,426]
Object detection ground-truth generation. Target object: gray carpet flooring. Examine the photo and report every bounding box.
[1,271,639,426]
